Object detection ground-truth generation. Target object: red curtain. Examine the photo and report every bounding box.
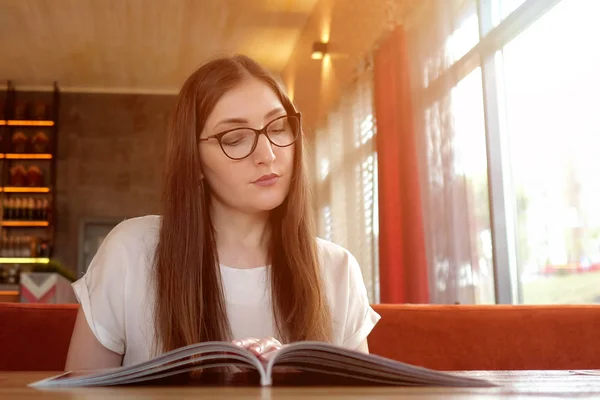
[374,27,429,304]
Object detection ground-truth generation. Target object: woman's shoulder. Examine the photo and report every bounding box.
[79,215,161,281]
[105,215,161,246]
[315,237,360,278]
[92,215,161,267]
[316,237,351,259]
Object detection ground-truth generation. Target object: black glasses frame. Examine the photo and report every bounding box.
[199,113,302,160]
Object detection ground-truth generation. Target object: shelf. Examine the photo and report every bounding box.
[0,283,19,296]
[3,83,59,261]
[0,120,55,127]
[0,284,19,290]
[0,153,53,160]
[0,187,51,193]
[1,221,49,227]
[0,257,49,264]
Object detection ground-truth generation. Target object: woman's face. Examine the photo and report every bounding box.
[199,77,296,214]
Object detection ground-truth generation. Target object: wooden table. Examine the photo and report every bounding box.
[2,370,600,399]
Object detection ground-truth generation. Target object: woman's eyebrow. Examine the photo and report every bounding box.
[215,117,248,128]
[214,107,286,130]
[264,107,286,119]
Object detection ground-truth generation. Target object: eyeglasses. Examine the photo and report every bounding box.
[199,113,301,160]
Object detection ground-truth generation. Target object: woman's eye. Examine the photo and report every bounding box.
[222,130,252,146]
[223,140,241,146]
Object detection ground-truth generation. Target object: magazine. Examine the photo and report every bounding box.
[29,341,493,388]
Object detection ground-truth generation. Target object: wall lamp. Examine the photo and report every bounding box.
[311,41,329,60]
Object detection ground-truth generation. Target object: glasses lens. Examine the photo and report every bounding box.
[220,129,256,159]
[266,116,299,147]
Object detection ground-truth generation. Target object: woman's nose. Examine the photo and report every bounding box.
[253,133,276,164]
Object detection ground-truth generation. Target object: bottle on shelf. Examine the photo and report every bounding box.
[10,164,28,186]
[27,166,44,187]
[16,236,30,257]
[14,101,27,120]
[42,198,50,221]
[14,236,22,257]
[1,196,51,221]
[38,239,50,258]
[6,235,14,257]
[7,265,20,285]
[12,131,28,153]
[0,233,44,258]
[14,198,22,220]
[32,131,50,153]
[32,101,49,120]
[0,233,7,257]
[2,198,9,220]
[35,198,44,220]
[27,198,35,220]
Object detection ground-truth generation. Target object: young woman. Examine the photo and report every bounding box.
[65,54,380,371]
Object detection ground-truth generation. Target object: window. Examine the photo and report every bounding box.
[491,0,527,26]
[446,0,479,63]
[422,67,494,304]
[410,0,597,304]
[412,0,492,304]
[315,67,379,303]
[499,0,600,303]
[451,67,494,303]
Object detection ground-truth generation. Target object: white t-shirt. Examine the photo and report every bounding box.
[72,215,381,366]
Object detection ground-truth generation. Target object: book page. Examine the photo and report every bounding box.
[29,342,264,388]
[266,342,493,387]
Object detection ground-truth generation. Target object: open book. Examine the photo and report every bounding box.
[30,341,493,388]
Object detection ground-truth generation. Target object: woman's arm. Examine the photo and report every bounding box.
[64,308,123,371]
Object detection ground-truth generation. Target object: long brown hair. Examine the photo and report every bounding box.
[153,55,331,354]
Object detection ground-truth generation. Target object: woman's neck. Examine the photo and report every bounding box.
[210,200,271,269]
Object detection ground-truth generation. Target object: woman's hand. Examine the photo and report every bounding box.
[232,337,283,362]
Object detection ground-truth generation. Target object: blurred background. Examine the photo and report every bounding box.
[0,0,598,306]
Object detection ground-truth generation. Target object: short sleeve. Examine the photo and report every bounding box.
[71,225,128,355]
[340,252,381,350]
